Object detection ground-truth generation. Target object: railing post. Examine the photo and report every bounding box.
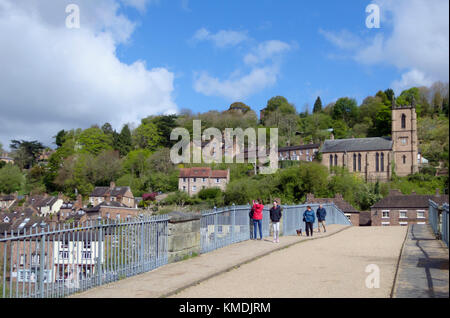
[232,204,235,244]
[39,222,46,298]
[213,206,217,250]
[96,217,103,286]
[140,214,145,273]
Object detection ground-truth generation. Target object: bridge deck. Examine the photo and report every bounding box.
[71,225,408,298]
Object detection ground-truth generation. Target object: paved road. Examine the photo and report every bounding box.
[171,226,407,298]
[393,224,449,298]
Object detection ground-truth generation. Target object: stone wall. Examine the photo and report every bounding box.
[167,211,201,263]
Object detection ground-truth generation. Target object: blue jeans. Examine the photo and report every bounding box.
[253,219,262,239]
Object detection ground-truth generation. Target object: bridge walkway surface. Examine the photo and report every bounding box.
[71,224,408,298]
[392,224,449,298]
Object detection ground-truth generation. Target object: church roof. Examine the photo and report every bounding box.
[320,137,393,153]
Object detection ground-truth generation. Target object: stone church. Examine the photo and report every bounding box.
[320,100,418,182]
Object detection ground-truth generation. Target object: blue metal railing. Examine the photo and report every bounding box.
[0,214,168,298]
[200,203,352,253]
[428,200,449,247]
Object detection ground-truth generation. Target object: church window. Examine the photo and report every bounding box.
[402,155,406,164]
[334,154,338,166]
[353,154,357,171]
[401,114,406,129]
[358,154,362,171]
[380,153,384,172]
[329,155,333,167]
[376,153,380,172]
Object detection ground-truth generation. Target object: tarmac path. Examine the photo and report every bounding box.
[171,226,407,298]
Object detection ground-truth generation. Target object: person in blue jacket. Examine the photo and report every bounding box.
[316,204,327,233]
[303,206,315,237]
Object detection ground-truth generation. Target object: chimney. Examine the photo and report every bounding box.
[105,193,111,203]
[110,181,116,190]
[116,194,123,204]
[75,194,83,209]
[330,133,334,140]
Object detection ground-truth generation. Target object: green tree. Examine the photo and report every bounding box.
[0,164,25,194]
[54,130,67,148]
[77,127,113,156]
[332,97,359,127]
[116,124,133,156]
[313,96,323,113]
[10,140,45,169]
[132,122,161,151]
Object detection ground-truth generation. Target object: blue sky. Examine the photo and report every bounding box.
[0,0,448,148]
[116,0,403,113]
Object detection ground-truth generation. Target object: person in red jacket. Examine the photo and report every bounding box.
[252,198,264,240]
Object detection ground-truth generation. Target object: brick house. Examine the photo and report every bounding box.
[30,194,64,217]
[0,193,17,210]
[278,143,320,162]
[320,101,419,182]
[84,200,141,221]
[370,189,449,226]
[179,167,230,196]
[89,182,135,208]
[306,193,360,226]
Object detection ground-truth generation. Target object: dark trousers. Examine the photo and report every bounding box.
[305,222,314,236]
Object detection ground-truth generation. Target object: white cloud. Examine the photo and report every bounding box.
[191,28,249,48]
[193,39,293,100]
[391,69,434,94]
[320,0,449,92]
[244,40,293,65]
[0,0,177,149]
[193,66,279,101]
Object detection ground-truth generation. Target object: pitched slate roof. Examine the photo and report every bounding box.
[90,186,131,197]
[306,193,359,213]
[179,167,229,178]
[86,201,137,213]
[371,193,449,209]
[278,144,320,152]
[320,137,393,153]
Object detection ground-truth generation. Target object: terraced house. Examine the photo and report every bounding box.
[89,182,135,208]
[179,167,230,196]
[320,100,419,182]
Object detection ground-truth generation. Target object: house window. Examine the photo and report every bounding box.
[19,254,26,266]
[216,178,220,183]
[116,214,120,219]
[106,213,110,219]
[382,210,390,218]
[381,222,390,226]
[83,241,91,249]
[202,178,206,182]
[217,225,223,233]
[417,210,425,219]
[31,254,40,266]
[344,214,352,221]
[399,222,408,226]
[401,114,406,129]
[59,251,69,259]
[60,240,69,249]
[399,211,408,219]
[183,186,186,192]
[82,251,92,259]
[183,178,186,182]
[306,150,309,155]
[417,222,426,225]
[192,186,197,192]
[193,178,196,182]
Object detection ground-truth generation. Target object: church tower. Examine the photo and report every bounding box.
[391,98,419,177]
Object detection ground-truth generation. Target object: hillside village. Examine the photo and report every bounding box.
[1,85,449,233]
